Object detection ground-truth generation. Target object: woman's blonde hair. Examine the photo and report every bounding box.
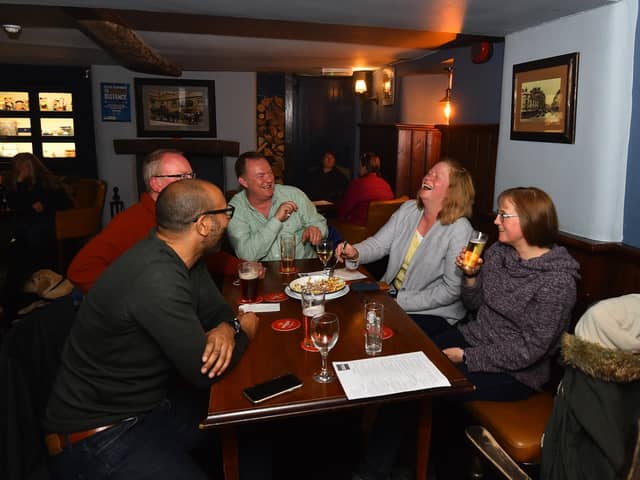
[416,158,475,225]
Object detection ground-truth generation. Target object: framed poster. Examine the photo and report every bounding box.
[134,78,216,137]
[101,83,130,122]
[511,52,579,143]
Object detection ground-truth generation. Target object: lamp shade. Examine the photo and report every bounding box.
[353,71,368,94]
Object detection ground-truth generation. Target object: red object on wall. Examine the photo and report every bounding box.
[471,41,493,64]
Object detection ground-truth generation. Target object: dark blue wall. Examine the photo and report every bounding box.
[624,16,640,247]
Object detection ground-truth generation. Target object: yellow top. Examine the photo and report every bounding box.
[394,230,423,291]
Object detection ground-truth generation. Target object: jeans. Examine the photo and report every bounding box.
[48,390,217,480]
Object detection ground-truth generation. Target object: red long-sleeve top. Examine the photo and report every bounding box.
[337,173,394,226]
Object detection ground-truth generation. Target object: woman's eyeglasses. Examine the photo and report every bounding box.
[154,172,197,180]
[494,211,518,221]
[191,205,235,222]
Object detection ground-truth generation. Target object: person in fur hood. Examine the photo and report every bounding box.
[541,293,640,480]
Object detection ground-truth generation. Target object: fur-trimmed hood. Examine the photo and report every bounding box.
[562,333,640,383]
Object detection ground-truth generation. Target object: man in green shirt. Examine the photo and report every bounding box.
[228,151,327,261]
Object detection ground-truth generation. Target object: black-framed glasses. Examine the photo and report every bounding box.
[494,210,519,221]
[154,172,197,180]
[191,205,235,222]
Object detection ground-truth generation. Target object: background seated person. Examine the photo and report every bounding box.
[67,149,239,294]
[337,151,393,226]
[337,159,474,326]
[305,151,349,203]
[228,151,327,261]
[44,179,259,479]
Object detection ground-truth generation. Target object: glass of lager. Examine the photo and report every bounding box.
[462,230,488,270]
[279,234,296,273]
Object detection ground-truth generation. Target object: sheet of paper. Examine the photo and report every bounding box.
[312,200,334,206]
[238,303,281,313]
[332,351,451,400]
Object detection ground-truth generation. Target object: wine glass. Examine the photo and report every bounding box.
[311,312,340,383]
[315,238,334,275]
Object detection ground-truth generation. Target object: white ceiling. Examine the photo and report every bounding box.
[0,0,620,75]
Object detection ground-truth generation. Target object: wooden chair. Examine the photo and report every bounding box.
[55,178,107,270]
[330,196,409,244]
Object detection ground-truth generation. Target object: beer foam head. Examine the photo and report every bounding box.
[239,271,259,280]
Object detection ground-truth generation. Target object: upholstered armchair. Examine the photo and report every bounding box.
[55,178,107,269]
[330,196,409,245]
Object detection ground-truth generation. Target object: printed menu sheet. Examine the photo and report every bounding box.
[333,351,451,400]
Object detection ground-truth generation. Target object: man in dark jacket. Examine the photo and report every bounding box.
[44,179,259,479]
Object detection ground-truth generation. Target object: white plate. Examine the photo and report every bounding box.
[288,275,347,294]
[284,285,350,301]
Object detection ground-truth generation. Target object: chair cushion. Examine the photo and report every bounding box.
[464,391,554,464]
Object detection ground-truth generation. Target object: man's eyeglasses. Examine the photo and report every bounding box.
[495,211,519,221]
[191,205,235,222]
[154,172,197,180]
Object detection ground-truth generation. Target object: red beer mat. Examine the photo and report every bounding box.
[361,326,394,340]
[300,340,319,352]
[271,318,301,332]
[263,292,288,302]
[237,296,263,304]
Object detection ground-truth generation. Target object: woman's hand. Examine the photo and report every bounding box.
[443,347,464,364]
[455,247,483,278]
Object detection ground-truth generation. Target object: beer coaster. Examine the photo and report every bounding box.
[237,296,263,305]
[279,266,298,274]
[271,318,301,332]
[300,340,319,352]
[361,326,394,340]
[263,292,288,302]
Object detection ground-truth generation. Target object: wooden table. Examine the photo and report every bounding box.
[201,259,473,479]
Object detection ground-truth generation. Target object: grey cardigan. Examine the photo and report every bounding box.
[353,200,472,323]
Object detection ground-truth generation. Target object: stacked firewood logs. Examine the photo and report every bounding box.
[257,96,285,183]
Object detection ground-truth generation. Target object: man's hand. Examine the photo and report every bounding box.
[201,323,236,378]
[301,226,322,245]
[275,201,298,222]
[32,201,44,213]
[443,347,464,364]
[238,311,259,340]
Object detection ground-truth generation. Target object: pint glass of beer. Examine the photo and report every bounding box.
[301,287,325,351]
[462,230,488,270]
[238,261,260,302]
[279,234,296,273]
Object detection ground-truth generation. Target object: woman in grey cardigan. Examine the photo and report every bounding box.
[337,158,475,332]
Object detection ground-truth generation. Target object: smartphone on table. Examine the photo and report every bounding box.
[243,373,303,404]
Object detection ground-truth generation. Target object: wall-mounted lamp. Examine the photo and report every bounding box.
[353,71,378,103]
[439,65,453,124]
[2,24,22,40]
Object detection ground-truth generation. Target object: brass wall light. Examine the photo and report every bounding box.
[353,71,378,103]
[439,65,453,124]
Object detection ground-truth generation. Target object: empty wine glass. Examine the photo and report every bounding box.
[315,238,334,275]
[311,312,340,383]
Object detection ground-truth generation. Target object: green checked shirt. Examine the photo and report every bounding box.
[228,184,327,261]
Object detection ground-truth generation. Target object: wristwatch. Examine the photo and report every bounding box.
[227,317,242,335]
[462,350,467,364]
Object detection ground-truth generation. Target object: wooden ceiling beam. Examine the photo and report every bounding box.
[63,7,182,77]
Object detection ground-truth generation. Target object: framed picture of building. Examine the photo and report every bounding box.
[134,78,216,137]
[511,52,579,143]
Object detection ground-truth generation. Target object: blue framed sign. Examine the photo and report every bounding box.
[101,83,131,122]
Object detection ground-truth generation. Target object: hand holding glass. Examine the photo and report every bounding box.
[311,313,340,383]
[462,230,488,270]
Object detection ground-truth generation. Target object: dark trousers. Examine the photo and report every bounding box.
[47,389,217,480]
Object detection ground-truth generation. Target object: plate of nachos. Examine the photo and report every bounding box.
[286,275,349,300]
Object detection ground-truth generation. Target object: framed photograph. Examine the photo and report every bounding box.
[381,67,395,106]
[511,52,579,143]
[134,78,216,137]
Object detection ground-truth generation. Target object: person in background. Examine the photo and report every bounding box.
[337,151,393,226]
[1,153,73,321]
[67,149,239,293]
[541,293,640,480]
[338,159,474,327]
[306,151,349,203]
[44,179,260,479]
[227,151,327,261]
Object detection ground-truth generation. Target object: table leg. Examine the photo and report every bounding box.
[220,426,240,480]
[415,398,433,480]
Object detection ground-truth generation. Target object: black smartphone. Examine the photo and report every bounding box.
[243,373,303,404]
